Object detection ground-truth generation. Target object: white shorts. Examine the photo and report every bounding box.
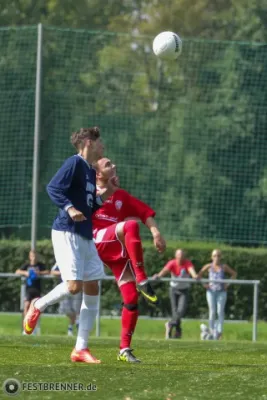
[52,230,105,281]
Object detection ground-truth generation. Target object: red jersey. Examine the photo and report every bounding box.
[93,189,155,231]
[164,259,193,276]
[164,259,194,289]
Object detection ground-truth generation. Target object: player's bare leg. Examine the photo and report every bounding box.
[116,221,158,306]
[71,280,100,364]
[116,266,140,363]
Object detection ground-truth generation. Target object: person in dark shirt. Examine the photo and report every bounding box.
[15,250,49,323]
[23,126,117,364]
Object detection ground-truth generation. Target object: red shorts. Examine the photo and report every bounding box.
[93,224,133,281]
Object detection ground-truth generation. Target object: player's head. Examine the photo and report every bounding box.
[175,249,184,262]
[211,249,222,262]
[70,127,104,159]
[29,250,37,264]
[94,157,117,182]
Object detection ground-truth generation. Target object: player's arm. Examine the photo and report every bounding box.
[46,158,85,222]
[124,194,166,252]
[153,261,173,279]
[15,265,29,277]
[145,216,166,253]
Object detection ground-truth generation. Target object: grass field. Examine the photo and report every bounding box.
[0,315,267,399]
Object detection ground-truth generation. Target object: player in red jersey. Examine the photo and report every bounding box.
[92,157,166,363]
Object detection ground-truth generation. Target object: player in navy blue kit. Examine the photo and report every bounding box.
[24,127,117,363]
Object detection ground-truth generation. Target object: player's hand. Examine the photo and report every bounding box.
[68,207,87,222]
[153,233,166,253]
[152,273,160,280]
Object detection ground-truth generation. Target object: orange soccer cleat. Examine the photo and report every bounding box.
[70,348,101,364]
[23,298,41,335]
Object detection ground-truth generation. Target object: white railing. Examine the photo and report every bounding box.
[0,273,260,341]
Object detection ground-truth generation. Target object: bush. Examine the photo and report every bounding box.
[1,239,267,319]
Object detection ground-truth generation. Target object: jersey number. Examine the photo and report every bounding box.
[87,193,93,208]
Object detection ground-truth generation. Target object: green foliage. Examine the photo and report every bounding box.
[1,239,266,320]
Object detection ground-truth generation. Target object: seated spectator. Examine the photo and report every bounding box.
[15,250,49,334]
[153,249,197,339]
[197,249,237,340]
[51,264,82,336]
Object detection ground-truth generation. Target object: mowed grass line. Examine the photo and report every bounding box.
[0,314,266,342]
[1,336,267,400]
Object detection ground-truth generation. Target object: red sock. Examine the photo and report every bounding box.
[123,220,147,284]
[120,281,139,350]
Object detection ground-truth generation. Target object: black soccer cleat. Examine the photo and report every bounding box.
[137,281,159,306]
[117,349,141,363]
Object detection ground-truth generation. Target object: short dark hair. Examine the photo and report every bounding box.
[70,127,100,150]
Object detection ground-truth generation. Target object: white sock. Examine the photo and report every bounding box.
[35,282,71,312]
[120,348,130,354]
[75,294,98,351]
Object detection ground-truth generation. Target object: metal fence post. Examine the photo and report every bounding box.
[31,23,43,250]
[20,277,26,311]
[252,282,259,342]
[96,280,102,337]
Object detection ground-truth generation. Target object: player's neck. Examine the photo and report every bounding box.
[96,180,108,189]
[79,149,97,165]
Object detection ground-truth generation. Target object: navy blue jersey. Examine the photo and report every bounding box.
[47,155,103,240]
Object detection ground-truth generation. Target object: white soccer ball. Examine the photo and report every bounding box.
[152,31,182,60]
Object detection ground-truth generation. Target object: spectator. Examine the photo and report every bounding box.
[15,250,49,334]
[51,265,82,336]
[197,249,237,340]
[153,249,197,339]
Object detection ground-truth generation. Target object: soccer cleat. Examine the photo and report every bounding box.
[23,298,41,335]
[70,348,101,364]
[117,349,141,363]
[68,329,74,337]
[137,281,158,305]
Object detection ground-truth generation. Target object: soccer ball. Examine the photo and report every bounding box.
[152,31,182,60]
[200,324,213,340]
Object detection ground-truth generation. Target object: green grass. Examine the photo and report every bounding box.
[0,315,267,399]
[0,314,266,342]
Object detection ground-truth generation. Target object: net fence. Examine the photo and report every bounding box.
[1,26,267,243]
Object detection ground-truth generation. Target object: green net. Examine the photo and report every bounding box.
[0,27,37,233]
[1,26,267,244]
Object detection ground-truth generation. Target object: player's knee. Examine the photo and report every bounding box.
[124,220,140,235]
[123,303,138,311]
[67,281,82,295]
[83,280,99,296]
